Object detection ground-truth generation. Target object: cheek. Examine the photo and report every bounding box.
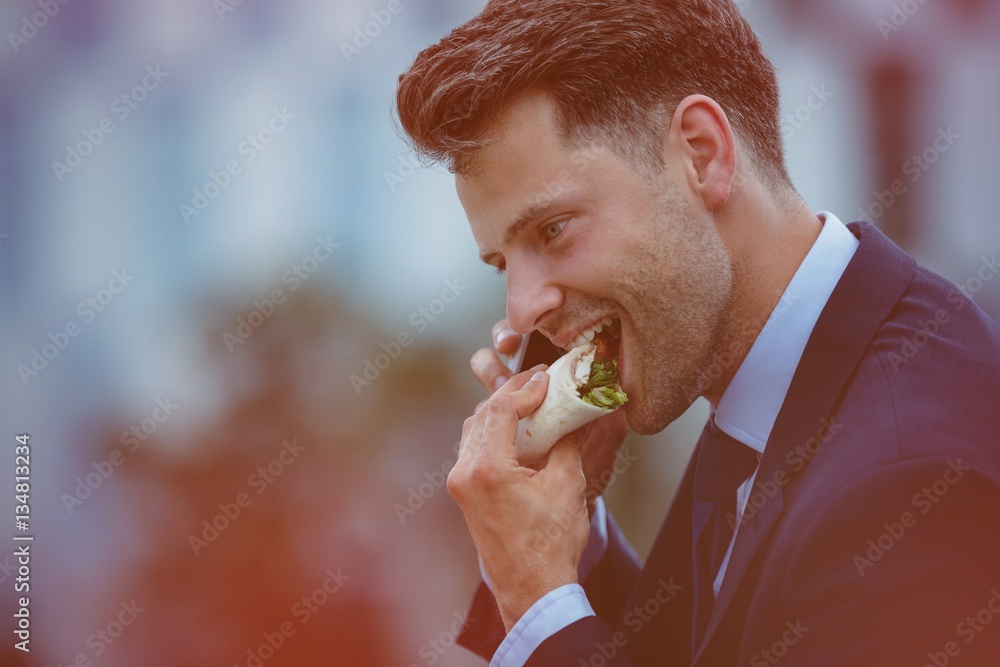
[571,223,642,285]
[546,232,602,287]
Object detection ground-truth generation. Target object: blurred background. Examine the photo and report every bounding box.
[0,1,998,665]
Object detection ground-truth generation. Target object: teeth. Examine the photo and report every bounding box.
[571,317,615,349]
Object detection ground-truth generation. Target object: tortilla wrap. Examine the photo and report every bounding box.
[514,345,620,463]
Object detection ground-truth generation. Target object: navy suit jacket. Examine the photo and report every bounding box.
[456,222,1000,666]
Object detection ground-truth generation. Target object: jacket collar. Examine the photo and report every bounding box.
[714,211,859,453]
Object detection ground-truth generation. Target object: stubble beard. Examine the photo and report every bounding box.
[620,188,738,436]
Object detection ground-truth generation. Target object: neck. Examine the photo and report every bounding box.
[703,188,821,405]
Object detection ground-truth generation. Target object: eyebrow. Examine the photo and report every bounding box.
[479,200,557,265]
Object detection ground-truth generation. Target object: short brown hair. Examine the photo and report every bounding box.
[395,0,788,183]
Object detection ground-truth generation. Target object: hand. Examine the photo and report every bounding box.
[448,369,591,632]
[471,320,630,513]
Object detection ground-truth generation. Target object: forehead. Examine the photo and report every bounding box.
[455,90,586,242]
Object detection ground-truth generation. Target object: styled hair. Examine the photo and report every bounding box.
[395,0,788,183]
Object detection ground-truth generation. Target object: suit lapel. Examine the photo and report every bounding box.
[692,222,917,663]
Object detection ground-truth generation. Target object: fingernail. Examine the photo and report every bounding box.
[494,375,508,391]
[496,329,514,346]
[531,371,548,382]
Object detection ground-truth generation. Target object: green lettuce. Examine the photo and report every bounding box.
[579,358,628,409]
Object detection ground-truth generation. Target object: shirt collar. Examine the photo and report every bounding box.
[712,211,860,454]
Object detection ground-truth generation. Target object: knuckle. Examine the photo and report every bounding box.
[488,394,513,414]
[561,464,587,492]
[491,319,510,341]
[446,467,469,500]
[474,399,491,417]
[469,461,501,487]
[470,348,497,377]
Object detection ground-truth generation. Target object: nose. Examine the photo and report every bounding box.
[504,256,563,335]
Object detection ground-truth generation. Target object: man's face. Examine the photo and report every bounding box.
[457,90,735,434]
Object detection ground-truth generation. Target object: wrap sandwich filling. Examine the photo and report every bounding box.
[514,321,628,463]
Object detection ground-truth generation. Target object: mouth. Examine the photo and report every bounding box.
[566,316,621,358]
[567,317,627,409]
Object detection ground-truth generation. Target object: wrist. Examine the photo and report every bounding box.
[494,572,577,633]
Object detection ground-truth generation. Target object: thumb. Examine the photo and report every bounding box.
[507,370,551,420]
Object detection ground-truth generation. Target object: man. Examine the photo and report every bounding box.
[394,1,1000,665]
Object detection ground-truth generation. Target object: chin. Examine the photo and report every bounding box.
[622,385,698,436]
[622,395,674,436]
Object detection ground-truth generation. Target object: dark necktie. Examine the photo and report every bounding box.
[690,417,761,654]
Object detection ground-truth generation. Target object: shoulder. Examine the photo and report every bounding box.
[864,264,1000,478]
[778,262,1000,516]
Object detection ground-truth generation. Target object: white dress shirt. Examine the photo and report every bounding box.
[486,212,860,667]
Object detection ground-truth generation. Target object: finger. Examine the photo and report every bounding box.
[471,348,512,394]
[504,370,551,418]
[492,319,522,355]
[469,371,550,463]
[494,364,548,397]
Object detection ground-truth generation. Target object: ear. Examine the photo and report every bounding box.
[665,95,736,211]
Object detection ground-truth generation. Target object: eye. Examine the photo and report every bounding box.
[542,219,567,241]
[493,261,506,278]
